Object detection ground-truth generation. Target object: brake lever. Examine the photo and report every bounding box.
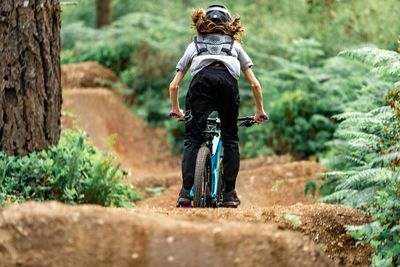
[239,119,256,127]
[239,114,269,127]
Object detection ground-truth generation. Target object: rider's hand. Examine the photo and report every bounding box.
[170,108,185,121]
[254,110,268,124]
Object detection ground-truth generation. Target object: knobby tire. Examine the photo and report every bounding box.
[193,146,211,208]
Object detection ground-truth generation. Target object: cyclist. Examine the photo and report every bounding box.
[169,4,267,207]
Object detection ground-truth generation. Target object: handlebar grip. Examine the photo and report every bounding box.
[169,111,185,121]
[169,112,179,118]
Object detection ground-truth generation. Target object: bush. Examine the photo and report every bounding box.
[61,21,99,50]
[320,47,400,266]
[164,119,185,155]
[0,130,142,207]
[238,41,381,158]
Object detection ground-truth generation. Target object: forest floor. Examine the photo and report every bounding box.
[0,62,372,267]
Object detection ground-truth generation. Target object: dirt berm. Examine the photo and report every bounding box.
[62,88,180,182]
[0,202,334,267]
[61,62,119,89]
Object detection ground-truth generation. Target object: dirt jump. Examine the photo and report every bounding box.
[0,63,372,267]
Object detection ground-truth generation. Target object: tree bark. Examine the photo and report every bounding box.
[0,0,62,155]
[96,0,111,28]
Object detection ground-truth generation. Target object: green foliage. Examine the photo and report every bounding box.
[61,21,98,50]
[346,179,400,266]
[241,42,386,157]
[61,0,96,27]
[234,0,399,59]
[164,119,185,155]
[339,47,400,81]
[0,131,142,207]
[321,47,400,266]
[284,213,301,226]
[304,180,317,197]
[60,0,400,158]
[61,10,188,126]
[238,123,274,158]
[62,0,400,54]
[61,12,187,74]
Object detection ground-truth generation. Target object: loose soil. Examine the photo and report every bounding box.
[0,64,373,267]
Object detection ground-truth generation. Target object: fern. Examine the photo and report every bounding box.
[343,155,369,166]
[339,48,400,79]
[369,106,394,115]
[347,139,378,152]
[372,151,400,165]
[322,47,400,266]
[323,170,358,179]
[335,130,381,143]
[333,111,369,121]
[342,186,380,209]
[336,168,395,192]
[321,189,358,203]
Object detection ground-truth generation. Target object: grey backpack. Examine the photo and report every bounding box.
[194,34,234,56]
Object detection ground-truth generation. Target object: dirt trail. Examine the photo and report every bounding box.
[0,202,334,267]
[0,63,372,266]
[62,88,181,181]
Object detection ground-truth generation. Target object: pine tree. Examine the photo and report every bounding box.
[0,0,62,155]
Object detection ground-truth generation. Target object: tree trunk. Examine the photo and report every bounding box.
[0,0,62,155]
[96,0,111,28]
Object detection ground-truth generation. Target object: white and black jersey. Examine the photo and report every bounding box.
[176,34,253,80]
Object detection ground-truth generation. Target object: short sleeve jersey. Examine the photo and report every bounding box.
[176,37,253,80]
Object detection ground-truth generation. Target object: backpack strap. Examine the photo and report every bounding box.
[194,36,208,55]
[194,36,199,55]
[221,48,232,56]
[221,37,234,56]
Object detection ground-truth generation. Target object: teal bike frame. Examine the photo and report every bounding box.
[169,110,268,208]
[189,116,267,207]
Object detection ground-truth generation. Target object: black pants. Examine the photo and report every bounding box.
[182,67,240,192]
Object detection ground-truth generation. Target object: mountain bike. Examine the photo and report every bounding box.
[170,112,268,208]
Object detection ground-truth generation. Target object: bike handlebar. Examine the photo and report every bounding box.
[169,112,269,127]
[237,115,269,122]
[237,115,269,127]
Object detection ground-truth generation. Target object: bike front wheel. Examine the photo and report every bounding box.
[193,146,212,208]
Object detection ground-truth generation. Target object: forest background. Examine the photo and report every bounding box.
[1,0,399,266]
[61,0,400,265]
[62,0,399,158]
